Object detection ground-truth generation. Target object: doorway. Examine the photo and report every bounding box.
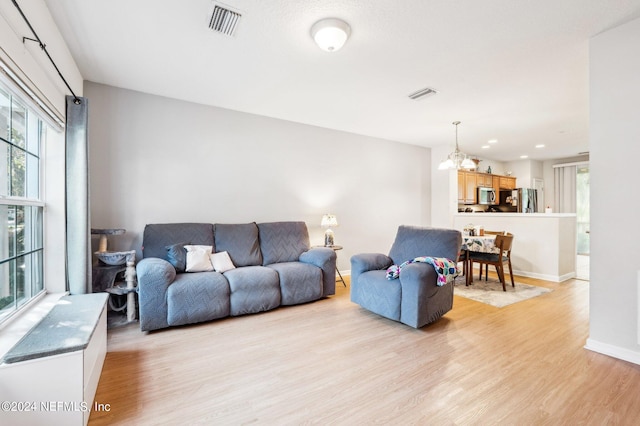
[576,165,590,280]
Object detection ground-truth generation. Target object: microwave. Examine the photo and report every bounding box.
[477,187,497,205]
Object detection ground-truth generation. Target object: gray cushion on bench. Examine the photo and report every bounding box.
[2,293,109,363]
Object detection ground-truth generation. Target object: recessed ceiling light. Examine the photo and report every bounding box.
[488,139,498,144]
[408,87,438,100]
[535,144,545,148]
[481,145,490,149]
[520,155,528,159]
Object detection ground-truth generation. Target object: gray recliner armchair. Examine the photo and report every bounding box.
[350,226,462,328]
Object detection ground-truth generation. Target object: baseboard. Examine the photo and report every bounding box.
[512,269,576,283]
[584,338,640,366]
[467,264,574,283]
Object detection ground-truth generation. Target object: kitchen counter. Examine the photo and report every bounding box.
[455,212,576,217]
[453,213,576,282]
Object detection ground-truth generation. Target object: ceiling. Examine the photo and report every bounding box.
[44,0,640,162]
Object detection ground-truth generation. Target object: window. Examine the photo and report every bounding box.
[0,84,46,324]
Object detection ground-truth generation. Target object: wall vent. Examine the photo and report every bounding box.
[408,87,438,100]
[209,3,241,36]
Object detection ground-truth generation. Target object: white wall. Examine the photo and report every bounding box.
[0,1,83,294]
[587,16,640,364]
[85,82,433,272]
[430,145,457,228]
[504,159,543,189]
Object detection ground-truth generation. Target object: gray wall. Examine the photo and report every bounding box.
[587,16,640,364]
[85,82,432,272]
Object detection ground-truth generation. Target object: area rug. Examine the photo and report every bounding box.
[453,278,552,308]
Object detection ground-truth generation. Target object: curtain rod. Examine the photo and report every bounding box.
[11,0,81,105]
[552,161,589,169]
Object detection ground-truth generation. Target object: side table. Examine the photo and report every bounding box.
[314,245,346,287]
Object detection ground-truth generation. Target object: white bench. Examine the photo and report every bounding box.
[0,293,108,426]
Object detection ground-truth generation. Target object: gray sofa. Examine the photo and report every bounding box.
[350,226,461,328]
[137,221,336,331]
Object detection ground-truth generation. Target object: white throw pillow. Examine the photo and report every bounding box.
[184,245,214,272]
[210,251,236,273]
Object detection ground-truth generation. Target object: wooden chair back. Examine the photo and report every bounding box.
[495,233,514,255]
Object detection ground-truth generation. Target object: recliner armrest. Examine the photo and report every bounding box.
[398,262,444,328]
[350,253,393,288]
[137,257,177,331]
[300,247,337,296]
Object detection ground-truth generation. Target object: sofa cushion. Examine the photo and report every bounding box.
[210,251,236,273]
[185,245,214,272]
[351,270,401,321]
[258,221,310,265]
[143,223,214,260]
[166,242,188,272]
[214,223,262,267]
[167,272,230,326]
[224,266,280,316]
[388,226,461,266]
[267,262,322,305]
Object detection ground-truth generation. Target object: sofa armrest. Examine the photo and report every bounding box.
[398,262,441,328]
[136,257,176,331]
[350,253,393,285]
[300,247,337,296]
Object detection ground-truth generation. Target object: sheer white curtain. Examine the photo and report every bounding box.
[66,95,92,294]
[553,164,577,213]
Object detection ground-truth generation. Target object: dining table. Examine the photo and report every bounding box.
[460,234,500,286]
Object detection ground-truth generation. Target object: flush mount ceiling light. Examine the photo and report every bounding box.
[438,121,476,170]
[311,18,351,52]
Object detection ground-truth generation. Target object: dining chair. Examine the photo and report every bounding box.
[480,230,504,279]
[469,233,514,291]
[461,230,503,286]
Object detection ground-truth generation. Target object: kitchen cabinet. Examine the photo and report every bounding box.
[458,171,517,204]
[457,171,477,204]
[499,176,517,189]
[477,174,492,187]
[492,176,501,193]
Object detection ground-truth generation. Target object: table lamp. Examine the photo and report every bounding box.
[321,214,338,246]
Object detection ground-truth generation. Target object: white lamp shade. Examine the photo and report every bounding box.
[461,157,476,169]
[311,18,351,52]
[438,158,454,170]
[321,214,338,228]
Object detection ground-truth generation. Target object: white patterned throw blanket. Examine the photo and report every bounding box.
[386,256,459,286]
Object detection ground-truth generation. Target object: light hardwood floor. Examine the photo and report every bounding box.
[89,275,640,425]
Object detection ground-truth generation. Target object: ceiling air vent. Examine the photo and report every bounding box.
[408,87,438,100]
[209,3,241,36]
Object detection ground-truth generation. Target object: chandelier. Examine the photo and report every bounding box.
[438,121,475,170]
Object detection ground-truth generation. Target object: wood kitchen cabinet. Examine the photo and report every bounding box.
[499,176,517,189]
[458,171,517,204]
[476,174,492,187]
[458,171,477,204]
[492,176,501,192]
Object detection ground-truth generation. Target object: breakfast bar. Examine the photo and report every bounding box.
[453,213,577,282]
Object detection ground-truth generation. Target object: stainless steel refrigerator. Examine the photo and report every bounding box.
[511,188,538,213]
